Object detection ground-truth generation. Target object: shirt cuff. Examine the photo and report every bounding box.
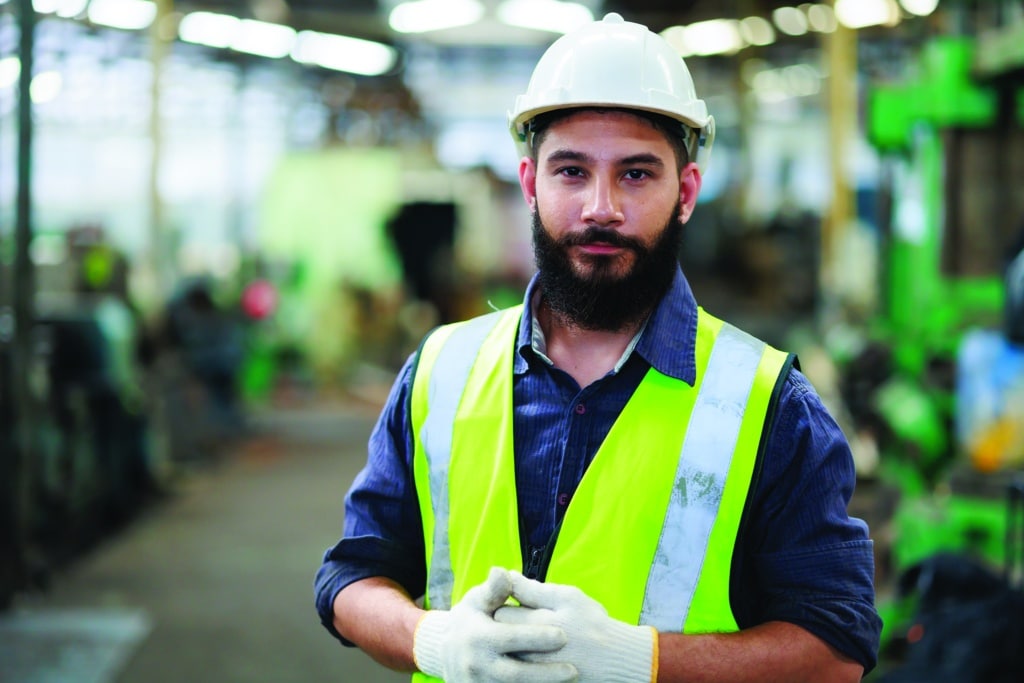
[752,540,882,672]
[313,538,426,645]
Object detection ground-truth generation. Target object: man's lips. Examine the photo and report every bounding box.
[575,242,625,255]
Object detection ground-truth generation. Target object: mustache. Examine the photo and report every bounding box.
[560,227,645,252]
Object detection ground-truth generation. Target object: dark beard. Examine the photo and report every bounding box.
[532,207,683,331]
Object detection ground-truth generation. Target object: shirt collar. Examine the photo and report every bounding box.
[514,266,698,385]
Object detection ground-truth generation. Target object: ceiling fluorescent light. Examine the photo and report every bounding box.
[87,0,157,31]
[179,12,241,49]
[806,4,837,33]
[900,0,939,16]
[292,31,398,76]
[684,19,744,57]
[739,16,776,46]
[389,0,484,34]
[835,0,900,29]
[32,0,87,16]
[660,26,693,57]
[772,7,809,36]
[0,57,20,89]
[232,19,296,58]
[56,0,88,17]
[497,0,593,34]
[32,0,70,12]
[30,71,62,103]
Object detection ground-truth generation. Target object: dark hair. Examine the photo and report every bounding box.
[527,107,692,169]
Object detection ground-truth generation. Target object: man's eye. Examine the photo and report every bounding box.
[625,169,650,180]
[558,167,584,177]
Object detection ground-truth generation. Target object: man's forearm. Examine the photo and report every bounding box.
[333,576,425,672]
[658,621,863,683]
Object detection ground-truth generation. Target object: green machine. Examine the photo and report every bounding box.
[861,34,1024,646]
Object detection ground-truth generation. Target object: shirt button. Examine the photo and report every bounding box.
[557,493,570,506]
[574,403,586,415]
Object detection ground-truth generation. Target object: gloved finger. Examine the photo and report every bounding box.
[487,655,578,683]
[510,649,563,665]
[486,620,567,654]
[462,567,513,613]
[507,570,577,609]
[494,604,557,627]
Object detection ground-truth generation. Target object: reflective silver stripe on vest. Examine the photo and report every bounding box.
[421,310,509,610]
[639,323,765,631]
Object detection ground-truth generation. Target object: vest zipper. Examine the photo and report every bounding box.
[524,546,545,580]
[524,519,563,581]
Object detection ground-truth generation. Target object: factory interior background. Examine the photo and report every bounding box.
[2,0,1024,680]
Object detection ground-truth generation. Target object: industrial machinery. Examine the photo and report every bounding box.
[851,25,1024,666]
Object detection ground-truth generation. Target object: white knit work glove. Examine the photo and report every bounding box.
[413,567,577,683]
[494,570,658,683]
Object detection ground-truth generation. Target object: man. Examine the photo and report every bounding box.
[315,13,881,683]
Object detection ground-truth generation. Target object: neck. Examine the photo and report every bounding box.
[538,298,646,388]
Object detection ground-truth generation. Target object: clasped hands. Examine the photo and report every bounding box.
[413,566,657,683]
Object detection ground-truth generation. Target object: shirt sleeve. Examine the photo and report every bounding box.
[312,354,427,644]
[735,366,883,672]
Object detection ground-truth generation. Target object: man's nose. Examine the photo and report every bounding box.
[581,177,625,226]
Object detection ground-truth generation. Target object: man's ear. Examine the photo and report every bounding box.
[678,162,702,223]
[519,156,537,211]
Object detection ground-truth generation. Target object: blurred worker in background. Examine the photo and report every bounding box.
[161,279,246,440]
[315,13,880,683]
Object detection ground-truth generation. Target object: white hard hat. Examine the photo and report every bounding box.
[509,12,716,173]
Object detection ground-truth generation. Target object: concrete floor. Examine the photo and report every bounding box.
[3,399,408,683]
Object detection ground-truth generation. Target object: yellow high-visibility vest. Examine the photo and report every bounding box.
[410,305,790,682]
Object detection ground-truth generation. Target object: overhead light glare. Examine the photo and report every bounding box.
[33,0,87,16]
[31,0,64,12]
[292,31,398,76]
[56,0,87,17]
[740,58,771,87]
[87,0,157,30]
[232,19,296,58]
[750,63,822,102]
[772,7,809,36]
[660,25,692,57]
[389,0,485,34]
[30,234,69,266]
[899,0,939,16]
[806,4,837,33]
[751,69,786,103]
[179,11,241,49]
[835,0,901,29]
[30,71,62,103]
[782,63,821,96]
[739,16,776,46]
[684,19,744,57]
[0,57,20,89]
[497,0,593,34]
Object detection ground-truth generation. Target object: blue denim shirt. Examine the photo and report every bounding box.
[315,267,882,671]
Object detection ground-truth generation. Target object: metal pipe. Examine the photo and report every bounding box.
[1,0,37,605]
[147,0,174,307]
[822,1,857,300]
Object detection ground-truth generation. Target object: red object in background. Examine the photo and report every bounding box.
[241,279,278,320]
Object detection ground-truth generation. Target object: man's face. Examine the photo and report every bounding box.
[531,202,682,331]
[519,109,702,330]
